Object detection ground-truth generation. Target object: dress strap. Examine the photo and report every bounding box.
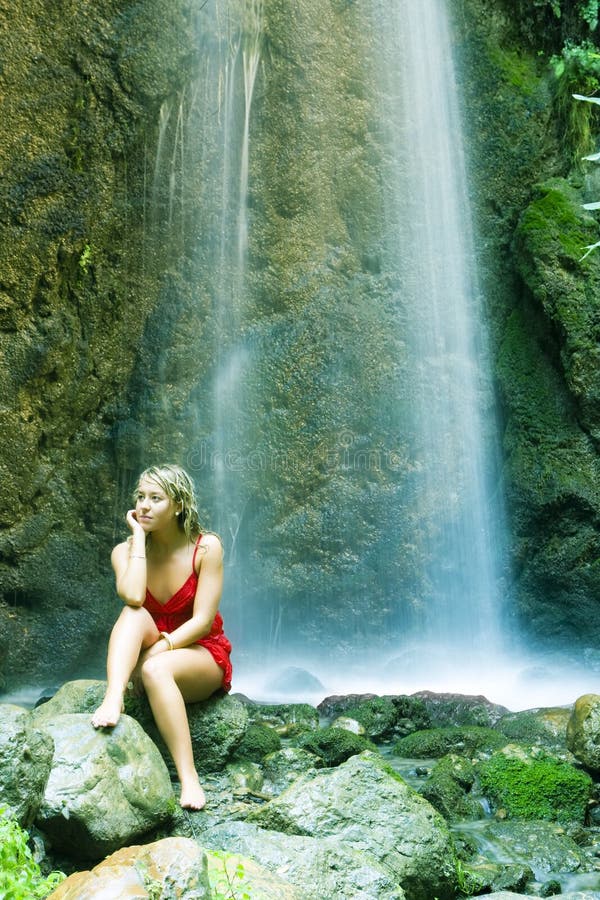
[191,534,203,573]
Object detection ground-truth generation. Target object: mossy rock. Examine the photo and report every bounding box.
[296,727,377,766]
[244,702,319,738]
[495,707,571,751]
[478,745,592,824]
[394,726,507,759]
[420,754,484,823]
[342,697,398,742]
[232,724,282,763]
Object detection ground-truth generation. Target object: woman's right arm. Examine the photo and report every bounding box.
[111,511,147,606]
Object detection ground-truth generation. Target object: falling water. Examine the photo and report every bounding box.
[373,0,512,686]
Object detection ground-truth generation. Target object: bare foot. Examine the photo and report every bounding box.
[179,777,206,811]
[91,694,124,729]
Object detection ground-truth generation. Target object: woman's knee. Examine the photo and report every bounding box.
[140,654,170,688]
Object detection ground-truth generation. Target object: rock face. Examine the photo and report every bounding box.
[35,713,174,857]
[246,751,457,900]
[567,693,600,771]
[0,704,54,826]
[0,0,200,693]
[1,0,600,696]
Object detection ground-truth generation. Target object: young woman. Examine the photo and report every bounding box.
[91,463,232,810]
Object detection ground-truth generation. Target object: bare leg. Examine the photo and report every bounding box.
[92,606,159,728]
[140,646,223,809]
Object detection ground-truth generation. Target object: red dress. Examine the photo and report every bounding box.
[143,535,232,692]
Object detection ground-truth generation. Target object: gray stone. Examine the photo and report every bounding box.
[0,704,54,826]
[199,820,407,900]
[36,713,175,858]
[246,750,457,899]
[567,694,600,771]
[31,680,106,724]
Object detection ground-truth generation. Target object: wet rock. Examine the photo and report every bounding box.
[31,680,106,725]
[127,690,249,775]
[567,694,600,772]
[35,713,174,858]
[261,746,321,796]
[331,715,365,734]
[296,726,377,765]
[496,706,572,752]
[231,723,281,762]
[478,743,592,824]
[0,704,54,826]
[419,754,484,822]
[199,819,407,900]
[47,836,210,899]
[412,691,509,727]
[242,700,319,737]
[394,724,507,759]
[246,750,457,899]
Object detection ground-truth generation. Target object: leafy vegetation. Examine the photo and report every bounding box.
[207,850,252,900]
[0,809,65,899]
[552,42,600,160]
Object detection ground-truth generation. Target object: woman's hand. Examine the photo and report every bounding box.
[126,508,145,535]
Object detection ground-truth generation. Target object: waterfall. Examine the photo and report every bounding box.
[374,0,512,684]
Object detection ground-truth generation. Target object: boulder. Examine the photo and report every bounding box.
[242,700,319,737]
[0,704,54,826]
[478,743,592,824]
[35,713,174,858]
[261,747,321,796]
[419,754,484,822]
[411,692,509,727]
[394,725,507,758]
[47,836,210,899]
[199,820,407,900]
[246,750,457,899]
[205,848,304,899]
[31,680,106,724]
[128,691,249,774]
[567,694,600,771]
[496,707,572,752]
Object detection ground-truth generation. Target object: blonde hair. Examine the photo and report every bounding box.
[134,463,202,541]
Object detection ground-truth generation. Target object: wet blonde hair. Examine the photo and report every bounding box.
[134,463,202,542]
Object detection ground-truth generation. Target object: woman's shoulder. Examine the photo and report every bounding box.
[198,531,223,551]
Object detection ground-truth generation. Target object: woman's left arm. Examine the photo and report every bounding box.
[164,534,224,649]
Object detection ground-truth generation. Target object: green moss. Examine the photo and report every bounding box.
[232,724,282,762]
[420,755,483,823]
[297,727,377,766]
[517,181,594,263]
[394,726,506,759]
[343,697,397,741]
[489,46,541,95]
[478,750,592,823]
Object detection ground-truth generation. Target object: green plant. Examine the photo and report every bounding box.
[0,808,65,899]
[573,92,600,258]
[208,850,252,900]
[552,42,600,160]
[79,243,92,274]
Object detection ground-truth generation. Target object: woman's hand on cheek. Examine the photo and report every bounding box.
[126,508,144,534]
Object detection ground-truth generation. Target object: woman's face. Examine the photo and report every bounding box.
[135,478,180,531]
